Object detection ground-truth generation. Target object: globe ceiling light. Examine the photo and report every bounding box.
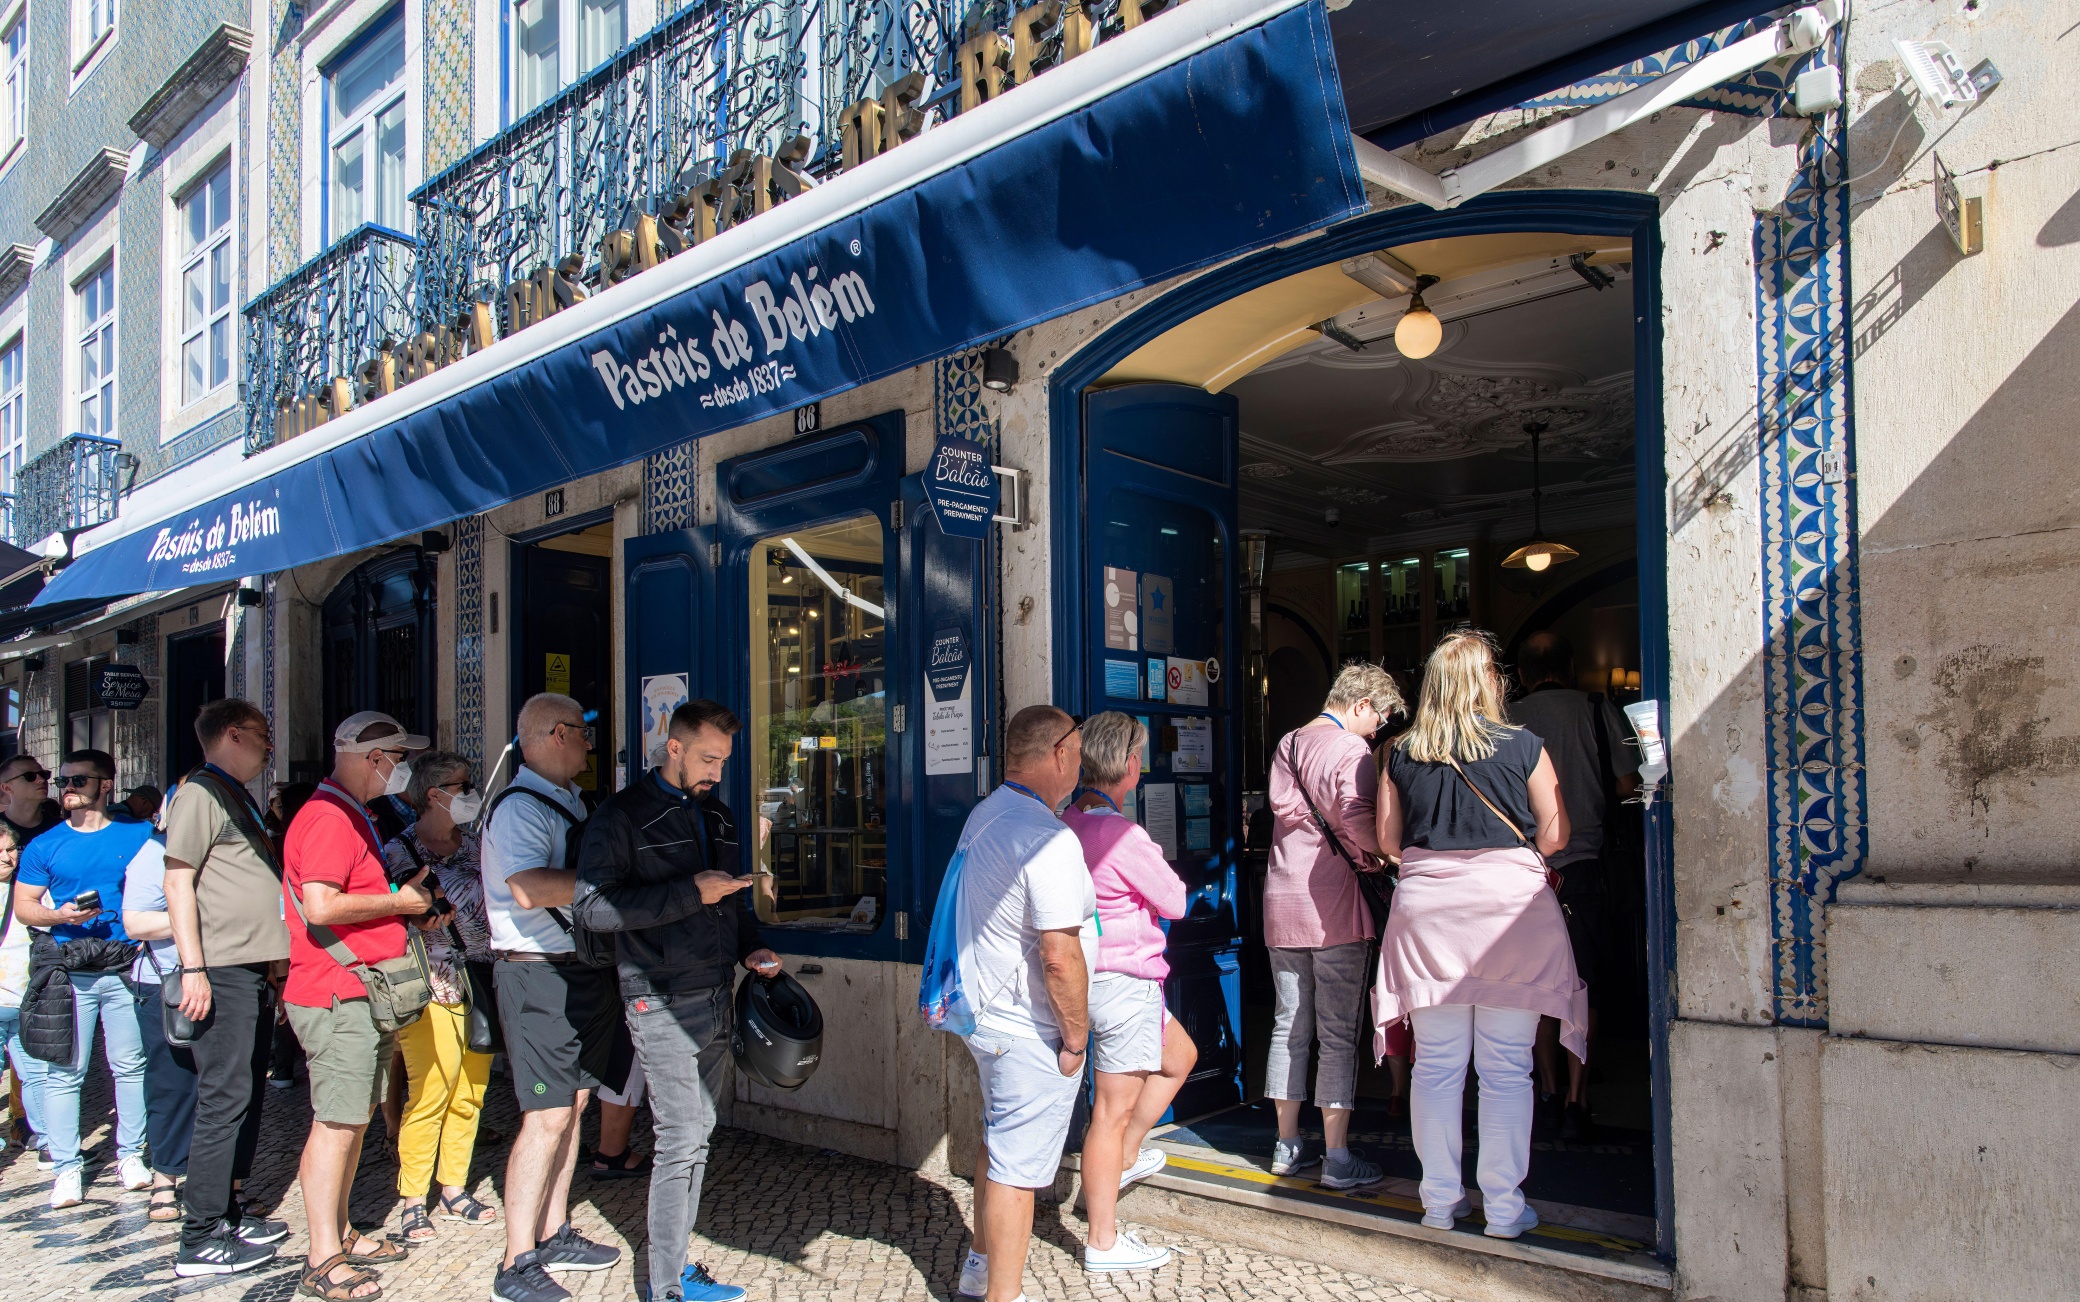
[1393,275,1443,359]
[1501,422,1579,573]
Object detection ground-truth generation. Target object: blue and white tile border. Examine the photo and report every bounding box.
[454,515,486,769]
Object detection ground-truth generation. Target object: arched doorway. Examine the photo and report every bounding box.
[322,549,438,743]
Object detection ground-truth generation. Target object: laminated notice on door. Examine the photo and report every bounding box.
[1103,567,1139,651]
[1142,783,1179,860]
[1166,658,1209,707]
[639,673,689,771]
[925,627,974,776]
[1146,659,1166,702]
[1181,782,1211,817]
[1104,659,1141,700]
[1172,716,1213,773]
[1141,574,1174,654]
[1185,818,1212,852]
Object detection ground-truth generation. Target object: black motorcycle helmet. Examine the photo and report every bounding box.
[731,969,824,1091]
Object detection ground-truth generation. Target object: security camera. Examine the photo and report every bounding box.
[1324,507,1341,528]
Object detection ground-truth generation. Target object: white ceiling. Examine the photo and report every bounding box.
[1229,265,1639,564]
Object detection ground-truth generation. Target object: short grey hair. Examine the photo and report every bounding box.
[405,750,472,812]
[1323,662,1404,717]
[517,692,584,747]
[1079,712,1146,788]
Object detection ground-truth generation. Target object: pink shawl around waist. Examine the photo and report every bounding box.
[1371,845,1587,1061]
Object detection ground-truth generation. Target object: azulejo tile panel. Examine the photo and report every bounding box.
[423,0,473,172]
[455,515,485,768]
[268,1,306,276]
[1754,32,1864,1028]
[645,442,698,534]
[936,342,1002,448]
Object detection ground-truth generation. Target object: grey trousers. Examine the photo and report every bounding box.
[1265,942,1368,1112]
[626,984,734,1292]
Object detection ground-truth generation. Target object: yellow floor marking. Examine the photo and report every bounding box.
[1158,1152,1645,1255]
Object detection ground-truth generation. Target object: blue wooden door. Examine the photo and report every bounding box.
[1083,383,1244,1120]
[622,526,714,783]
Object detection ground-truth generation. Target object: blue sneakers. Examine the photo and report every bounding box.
[679,1262,747,1302]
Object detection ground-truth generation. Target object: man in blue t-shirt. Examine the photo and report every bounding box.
[12,748,157,1209]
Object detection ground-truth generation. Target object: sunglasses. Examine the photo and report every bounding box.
[7,769,49,784]
[1054,714,1085,751]
[55,774,106,790]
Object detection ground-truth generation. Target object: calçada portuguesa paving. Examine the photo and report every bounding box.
[3,1052,1463,1302]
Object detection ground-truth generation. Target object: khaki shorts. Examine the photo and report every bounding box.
[1089,972,1166,1074]
[286,997,397,1125]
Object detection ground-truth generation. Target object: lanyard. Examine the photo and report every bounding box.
[1317,712,1345,729]
[202,764,264,819]
[1002,781,1053,812]
[1084,788,1123,816]
[318,779,384,855]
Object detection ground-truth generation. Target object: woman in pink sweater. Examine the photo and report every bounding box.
[1061,712,1196,1276]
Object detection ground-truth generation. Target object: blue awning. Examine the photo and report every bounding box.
[39,0,1362,606]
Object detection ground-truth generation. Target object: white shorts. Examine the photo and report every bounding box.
[1089,972,1165,1074]
[963,1030,1082,1189]
[598,1054,646,1108]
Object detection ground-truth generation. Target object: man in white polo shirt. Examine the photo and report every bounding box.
[481,693,619,1302]
[954,705,1095,1302]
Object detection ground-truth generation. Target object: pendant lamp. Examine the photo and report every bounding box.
[1501,422,1578,573]
[1393,275,1443,359]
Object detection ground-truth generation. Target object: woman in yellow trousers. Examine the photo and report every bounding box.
[380,752,499,1241]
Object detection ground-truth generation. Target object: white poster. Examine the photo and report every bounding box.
[1142,783,1179,861]
[925,668,975,776]
[1166,657,1209,706]
[1172,716,1213,773]
[639,673,689,771]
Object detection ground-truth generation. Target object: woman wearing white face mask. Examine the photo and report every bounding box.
[378,751,500,1242]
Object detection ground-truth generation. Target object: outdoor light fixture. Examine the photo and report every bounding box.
[1502,422,1578,574]
[981,346,1019,391]
[1393,275,1443,360]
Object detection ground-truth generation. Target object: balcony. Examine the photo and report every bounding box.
[243,0,1161,452]
[13,434,123,548]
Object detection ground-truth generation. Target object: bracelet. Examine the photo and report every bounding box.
[1063,1045,1087,1057]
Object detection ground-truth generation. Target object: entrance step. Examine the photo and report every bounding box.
[1058,1142,1672,1302]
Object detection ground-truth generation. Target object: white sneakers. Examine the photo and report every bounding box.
[1084,1229,1172,1273]
[1119,1146,1166,1190]
[50,1170,83,1209]
[1484,1206,1541,1239]
[957,1249,987,1298]
[119,1155,152,1191]
[1421,1195,1473,1230]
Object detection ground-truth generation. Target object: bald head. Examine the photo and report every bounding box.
[1518,631,1574,689]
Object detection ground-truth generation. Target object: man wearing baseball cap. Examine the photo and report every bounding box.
[283,712,446,1302]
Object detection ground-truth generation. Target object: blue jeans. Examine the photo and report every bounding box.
[44,971,147,1175]
[0,1005,49,1146]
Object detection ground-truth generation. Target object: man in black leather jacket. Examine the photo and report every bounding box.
[572,699,778,1302]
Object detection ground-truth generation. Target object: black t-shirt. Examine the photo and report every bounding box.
[2,800,62,851]
[1387,725,1543,852]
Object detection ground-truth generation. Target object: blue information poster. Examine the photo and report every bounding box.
[1104,659,1142,700]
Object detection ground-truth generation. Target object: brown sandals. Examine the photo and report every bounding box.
[147,1184,182,1222]
[342,1234,409,1265]
[298,1253,382,1300]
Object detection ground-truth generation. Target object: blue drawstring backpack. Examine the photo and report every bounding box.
[917,846,977,1035]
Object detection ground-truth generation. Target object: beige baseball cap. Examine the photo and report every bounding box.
[332,711,431,753]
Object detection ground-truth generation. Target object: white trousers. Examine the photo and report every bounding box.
[1408,1004,1541,1226]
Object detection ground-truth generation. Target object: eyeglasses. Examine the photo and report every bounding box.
[554,721,597,747]
[6,769,49,784]
[54,774,106,790]
[1054,715,1084,752]
[232,724,275,749]
[437,780,477,794]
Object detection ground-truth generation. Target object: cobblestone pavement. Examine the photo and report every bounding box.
[3,1052,1461,1302]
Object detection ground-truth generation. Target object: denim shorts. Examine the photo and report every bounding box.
[962,1030,1082,1189]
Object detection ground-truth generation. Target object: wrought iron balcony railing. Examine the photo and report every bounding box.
[244,0,1165,453]
[242,224,418,454]
[14,433,122,546]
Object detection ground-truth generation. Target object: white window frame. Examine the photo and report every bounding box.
[508,0,627,119]
[1,4,27,170]
[0,332,25,498]
[326,12,410,240]
[175,160,235,411]
[74,259,115,440]
[70,0,114,83]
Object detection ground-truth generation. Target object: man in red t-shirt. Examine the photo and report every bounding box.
[282,712,442,1300]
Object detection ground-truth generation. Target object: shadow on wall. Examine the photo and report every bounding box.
[1861,292,2080,876]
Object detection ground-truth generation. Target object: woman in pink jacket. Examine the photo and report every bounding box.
[1061,712,1196,1276]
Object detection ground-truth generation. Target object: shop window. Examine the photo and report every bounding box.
[0,683,19,761]
[747,514,889,930]
[511,0,626,118]
[76,260,115,439]
[64,654,112,755]
[1379,554,1423,676]
[322,548,436,740]
[177,162,235,407]
[328,13,408,238]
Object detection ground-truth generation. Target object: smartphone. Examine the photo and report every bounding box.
[70,889,102,913]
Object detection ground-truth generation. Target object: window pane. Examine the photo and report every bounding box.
[185,187,207,254]
[211,243,231,312]
[211,316,230,387]
[376,100,405,230]
[184,261,206,332]
[516,0,560,113]
[334,130,365,234]
[748,514,889,930]
[80,336,98,386]
[99,323,114,372]
[207,167,231,235]
[183,334,205,405]
[332,20,406,121]
[578,0,623,71]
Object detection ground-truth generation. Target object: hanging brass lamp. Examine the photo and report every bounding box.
[1501,422,1579,573]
